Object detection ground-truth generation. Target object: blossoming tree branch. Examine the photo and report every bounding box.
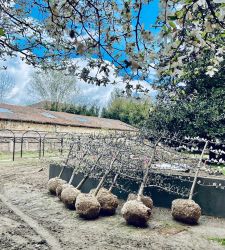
[0,0,225,90]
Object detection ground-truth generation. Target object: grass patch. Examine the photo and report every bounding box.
[210,237,225,246]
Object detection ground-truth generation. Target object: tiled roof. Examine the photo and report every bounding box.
[0,103,136,131]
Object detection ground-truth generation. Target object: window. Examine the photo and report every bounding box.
[0,108,13,113]
[42,112,57,119]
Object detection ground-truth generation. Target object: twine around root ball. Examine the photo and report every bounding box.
[121,200,151,227]
[127,193,153,209]
[171,199,201,224]
[75,193,101,219]
[61,187,81,209]
[95,188,119,215]
[56,183,73,200]
[47,177,66,195]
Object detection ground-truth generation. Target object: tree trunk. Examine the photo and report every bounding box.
[189,141,208,200]
[94,151,120,196]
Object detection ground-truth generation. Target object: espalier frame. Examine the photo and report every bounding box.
[54,131,225,198]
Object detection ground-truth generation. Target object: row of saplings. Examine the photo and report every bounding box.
[47,145,203,227]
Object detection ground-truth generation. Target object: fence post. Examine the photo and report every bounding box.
[60,138,63,155]
[20,137,23,158]
[39,138,42,159]
[42,138,45,157]
[12,137,15,161]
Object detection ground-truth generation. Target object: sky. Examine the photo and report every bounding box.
[1,0,159,107]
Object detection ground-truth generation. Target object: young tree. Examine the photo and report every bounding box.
[29,70,79,111]
[0,71,15,102]
[58,103,100,117]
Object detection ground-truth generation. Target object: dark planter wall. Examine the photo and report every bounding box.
[49,164,225,218]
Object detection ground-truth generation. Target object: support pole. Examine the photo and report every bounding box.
[20,137,23,158]
[39,138,42,159]
[12,137,15,161]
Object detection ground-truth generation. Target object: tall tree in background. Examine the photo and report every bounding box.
[148,50,225,140]
[0,71,15,102]
[102,88,152,127]
[29,70,79,111]
[58,103,100,117]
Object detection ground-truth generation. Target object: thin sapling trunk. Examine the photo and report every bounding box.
[189,141,208,200]
[58,142,76,178]
[76,154,102,190]
[108,173,119,192]
[121,138,161,227]
[94,151,120,196]
[47,142,77,194]
[75,151,120,218]
[68,150,88,185]
[171,140,208,224]
[56,150,88,199]
[137,138,161,200]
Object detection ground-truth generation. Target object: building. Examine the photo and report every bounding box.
[0,103,136,155]
[0,103,136,134]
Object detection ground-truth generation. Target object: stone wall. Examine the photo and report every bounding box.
[0,120,111,134]
[0,120,119,153]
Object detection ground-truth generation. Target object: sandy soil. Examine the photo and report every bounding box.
[0,159,225,250]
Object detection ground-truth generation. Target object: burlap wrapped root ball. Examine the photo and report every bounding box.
[121,200,151,227]
[171,199,201,224]
[47,177,66,195]
[56,183,73,200]
[127,193,153,209]
[96,188,119,215]
[61,187,81,209]
[75,193,101,219]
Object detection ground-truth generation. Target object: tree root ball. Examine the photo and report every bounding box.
[61,187,81,209]
[121,200,151,227]
[127,193,153,209]
[171,199,201,224]
[47,177,66,195]
[75,193,101,219]
[56,183,73,200]
[96,188,119,215]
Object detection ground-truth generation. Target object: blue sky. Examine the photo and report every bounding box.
[2,0,159,107]
[102,0,160,67]
[141,0,159,33]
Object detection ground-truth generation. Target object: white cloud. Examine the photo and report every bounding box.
[69,58,156,106]
[0,55,156,107]
[0,56,33,104]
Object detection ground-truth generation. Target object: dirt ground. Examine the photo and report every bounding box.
[0,158,225,250]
